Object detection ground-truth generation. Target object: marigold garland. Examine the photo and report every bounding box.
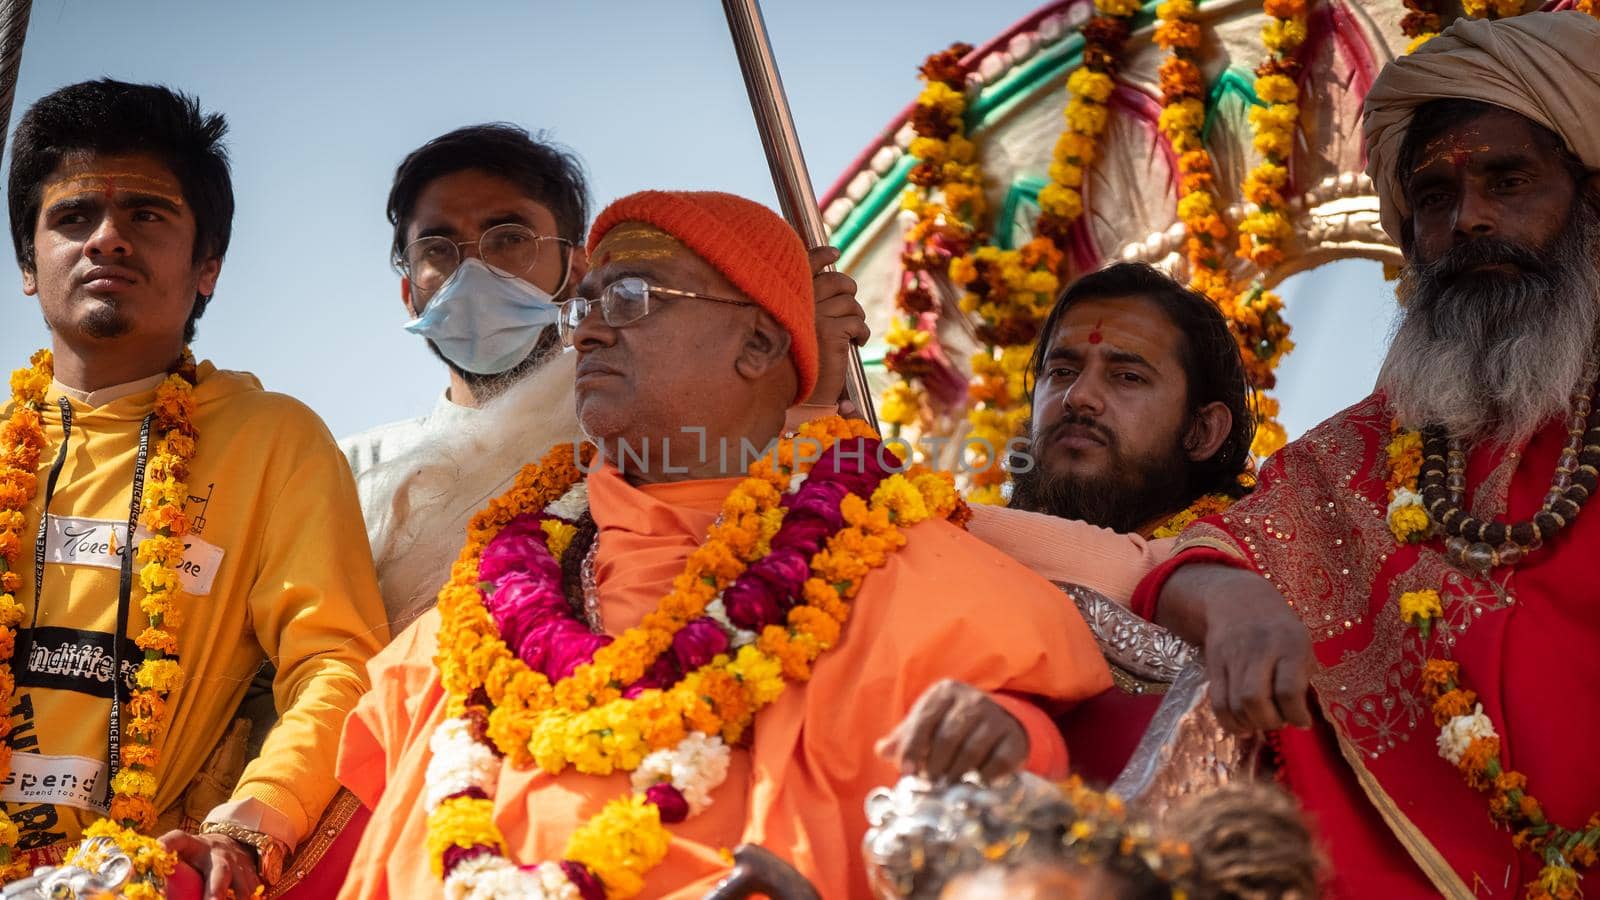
[0,349,50,881]
[1150,492,1235,539]
[1154,0,1295,457]
[1386,422,1599,897]
[2,349,197,889]
[886,43,982,433]
[945,0,1139,506]
[429,418,966,897]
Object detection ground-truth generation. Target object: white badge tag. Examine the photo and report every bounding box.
[43,515,225,596]
[0,752,108,813]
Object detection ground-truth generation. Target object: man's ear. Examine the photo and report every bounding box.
[401,277,419,318]
[734,309,793,382]
[561,246,590,301]
[1184,400,1234,463]
[196,257,222,297]
[21,266,36,297]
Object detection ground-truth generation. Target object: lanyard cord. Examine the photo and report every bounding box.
[27,400,154,808]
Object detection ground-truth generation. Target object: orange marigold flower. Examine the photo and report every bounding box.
[1432,688,1477,725]
[1457,737,1501,790]
[121,742,161,768]
[110,795,157,831]
[1419,659,1458,700]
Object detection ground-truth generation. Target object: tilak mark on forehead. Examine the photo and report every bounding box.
[40,171,185,211]
[1088,320,1104,344]
[1415,129,1495,174]
[593,223,683,267]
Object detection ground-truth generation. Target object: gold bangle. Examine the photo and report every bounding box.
[199,820,288,886]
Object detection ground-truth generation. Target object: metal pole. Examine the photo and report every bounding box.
[722,0,878,432]
[0,0,31,146]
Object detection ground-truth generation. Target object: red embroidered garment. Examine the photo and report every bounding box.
[1132,393,1600,897]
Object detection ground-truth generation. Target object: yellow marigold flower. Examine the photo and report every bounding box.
[1095,0,1142,15]
[1024,270,1058,296]
[1387,505,1430,544]
[885,321,932,350]
[873,475,931,524]
[540,519,578,560]
[1054,131,1098,164]
[1038,183,1084,221]
[134,535,185,566]
[426,796,505,876]
[1253,130,1293,160]
[111,768,158,799]
[1537,863,1580,899]
[1399,589,1443,627]
[134,658,184,693]
[917,82,966,118]
[942,182,984,218]
[1262,17,1308,52]
[1248,101,1300,135]
[909,136,949,163]
[0,594,24,629]
[1158,98,1206,136]
[566,794,671,899]
[1254,74,1299,104]
[948,255,979,286]
[1177,190,1215,222]
[1251,418,1287,458]
[947,134,977,164]
[1157,0,1197,19]
[1067,68,1115,104]
[1065,98,1109,134]
[879,383,920,427]
[1241,211,1294,241]
[1048,160,1085,189]
[726,645,786,705]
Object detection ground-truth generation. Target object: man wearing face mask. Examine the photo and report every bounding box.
[338,124,588,477]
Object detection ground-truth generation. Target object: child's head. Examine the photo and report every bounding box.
[932,781,1321,900]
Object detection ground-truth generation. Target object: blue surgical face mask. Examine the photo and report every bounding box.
[403,258,562,375]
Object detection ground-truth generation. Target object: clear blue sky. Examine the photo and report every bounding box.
[0,0,1395,443]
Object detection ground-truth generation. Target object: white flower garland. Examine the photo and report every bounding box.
[443,854,579,900]
[425,717,502,810]
[629,733,733,816]
[1436,703,1498,765]
[547,482,589,522]
[1386,485,1424,521]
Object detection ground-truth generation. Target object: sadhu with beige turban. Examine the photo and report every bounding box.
[1121,11,1600,898]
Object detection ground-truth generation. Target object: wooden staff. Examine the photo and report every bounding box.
[722,0,878,431]
[0,0,31,143]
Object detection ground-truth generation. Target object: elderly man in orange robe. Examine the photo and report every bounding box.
[1128,12,1600,898]
[335,190,1111,899]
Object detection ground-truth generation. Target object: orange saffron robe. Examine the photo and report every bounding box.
[1133,394,1600,897]
[336,465,1112,898]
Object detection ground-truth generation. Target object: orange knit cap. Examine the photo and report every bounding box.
[587,190,817,403]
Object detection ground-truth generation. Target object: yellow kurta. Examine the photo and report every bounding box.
[337,465,1111,898]
[3,362,389,859]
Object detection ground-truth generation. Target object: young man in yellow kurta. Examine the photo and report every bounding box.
[1,79,388,894]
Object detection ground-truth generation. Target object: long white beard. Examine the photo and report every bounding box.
[1378,204,1600,446]
[365,349,583,631]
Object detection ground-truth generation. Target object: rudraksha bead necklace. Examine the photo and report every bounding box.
[1418,361,1600,574]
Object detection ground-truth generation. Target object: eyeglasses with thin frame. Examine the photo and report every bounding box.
[559,276,752,347]
[396,222,574,296]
